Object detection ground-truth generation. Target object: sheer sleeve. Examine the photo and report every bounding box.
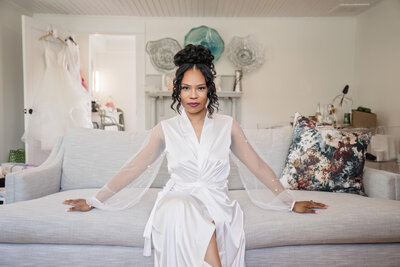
[86,123,166,211]
[230,120,295,211]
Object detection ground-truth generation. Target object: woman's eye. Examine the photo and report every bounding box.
[182,86,189,90]
[198,87,206,90]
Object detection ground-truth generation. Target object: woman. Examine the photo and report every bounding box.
[63,44,328,267]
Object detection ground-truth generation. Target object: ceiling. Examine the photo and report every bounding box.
[9,0,383,17]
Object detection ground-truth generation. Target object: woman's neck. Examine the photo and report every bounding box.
[185,108,207,125]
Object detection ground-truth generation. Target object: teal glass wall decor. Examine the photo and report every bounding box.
[184,25,224,63]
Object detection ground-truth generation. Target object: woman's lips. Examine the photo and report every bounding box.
[188,103,199,107]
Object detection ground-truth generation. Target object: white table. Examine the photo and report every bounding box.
[365,159,400,174]
[92,110,122,131]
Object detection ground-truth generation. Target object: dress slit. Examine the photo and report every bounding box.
[200,222,217,267]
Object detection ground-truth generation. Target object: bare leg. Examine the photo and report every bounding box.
[204,221,222,267]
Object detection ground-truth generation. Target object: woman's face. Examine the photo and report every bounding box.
[180,67,208,116]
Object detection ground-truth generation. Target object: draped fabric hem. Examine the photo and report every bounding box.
[143,179,177,256]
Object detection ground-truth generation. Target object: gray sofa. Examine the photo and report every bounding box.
[1,127,400,267]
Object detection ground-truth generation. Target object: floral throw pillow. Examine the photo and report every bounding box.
[280,113,371,195]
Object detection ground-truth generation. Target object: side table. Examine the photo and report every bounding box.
[365,159,400,174]
[0,163,38,205]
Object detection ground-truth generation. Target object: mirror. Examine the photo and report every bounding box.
[87,34,136,131]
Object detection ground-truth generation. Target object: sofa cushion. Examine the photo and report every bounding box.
[1,189,399,249]
[61,128,150,190]
[236,190,400,249]
[0,188,157,247]
[244,126,293,178]
[60,126,292,191]
[281,113,371,195]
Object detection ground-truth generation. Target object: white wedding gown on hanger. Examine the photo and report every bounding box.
[65,38,83,85]
[87,109,295,267]
[24,41,92,151]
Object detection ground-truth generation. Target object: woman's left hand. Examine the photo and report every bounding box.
[292,200,328,214]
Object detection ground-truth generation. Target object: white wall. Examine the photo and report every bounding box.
[2,6,396,162]
[144,17,357,128]
[355,0,400,153]
[34,14,357,130]
[0,0,30,162]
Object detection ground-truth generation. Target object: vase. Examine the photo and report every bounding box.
[233,70,242,92]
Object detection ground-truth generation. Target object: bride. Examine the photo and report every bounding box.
[63,44,328,267]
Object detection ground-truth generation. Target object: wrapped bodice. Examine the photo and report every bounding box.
[161,110,233,187]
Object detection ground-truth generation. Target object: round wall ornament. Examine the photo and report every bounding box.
[184,25,225,63]
[226,35,265,73]
[146,38,182,73]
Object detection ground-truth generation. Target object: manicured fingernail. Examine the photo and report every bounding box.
[65,208,70,212]
[315,210,319,214]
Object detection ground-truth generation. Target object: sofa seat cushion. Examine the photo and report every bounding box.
[0,189,159,247]
[234,190,400,250]
[1,189,399,249]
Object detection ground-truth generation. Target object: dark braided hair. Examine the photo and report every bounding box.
[170,44,219,117]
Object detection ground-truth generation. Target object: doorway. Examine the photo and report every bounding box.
[89,34,136,131]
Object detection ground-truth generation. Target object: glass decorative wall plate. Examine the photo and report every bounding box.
[226,35,265,73]
[184,25,224,63]
[146,38,182,73]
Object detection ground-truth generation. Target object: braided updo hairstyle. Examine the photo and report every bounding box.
[170,44,219,116]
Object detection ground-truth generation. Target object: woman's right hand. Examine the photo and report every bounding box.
[62,199,93,212]
[292,200,328,214]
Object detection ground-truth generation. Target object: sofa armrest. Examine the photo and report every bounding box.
[363,167,400,200]
[5,137,64,204]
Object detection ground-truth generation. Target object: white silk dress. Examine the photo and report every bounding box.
[87,109,295,267]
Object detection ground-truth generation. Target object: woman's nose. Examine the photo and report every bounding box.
[189,88,198,98]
